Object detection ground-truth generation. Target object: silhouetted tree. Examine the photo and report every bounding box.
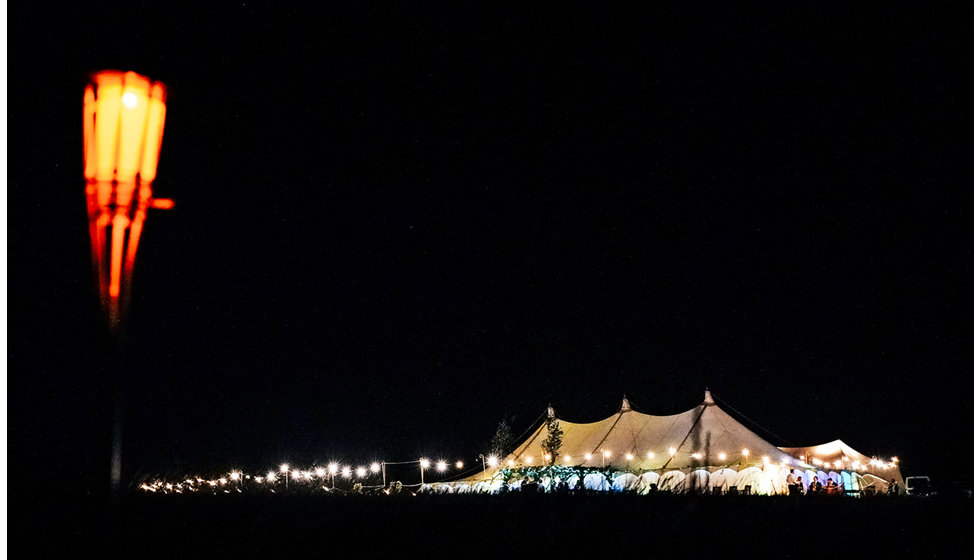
[541,416,564,465]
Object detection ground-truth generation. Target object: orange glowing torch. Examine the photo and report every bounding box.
[83,70,172,333]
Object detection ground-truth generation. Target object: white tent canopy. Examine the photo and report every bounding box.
[778,439,904,490]
[461,391,903,496]
[501,391,796,471]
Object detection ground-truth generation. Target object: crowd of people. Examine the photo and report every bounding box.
[785,469,899,496]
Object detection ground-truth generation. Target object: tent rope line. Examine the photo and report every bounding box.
[511,410,548,462]
[589,408,628,457]
[660,403,709,470]
[711,392,792,445]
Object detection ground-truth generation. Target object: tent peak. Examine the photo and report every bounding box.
[546,405,555,419]
[620,396,631,412]
[703,389,715,405]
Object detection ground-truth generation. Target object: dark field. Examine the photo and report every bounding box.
[23,491,974,557]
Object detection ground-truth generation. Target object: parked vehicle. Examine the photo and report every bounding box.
[905,476,934,496]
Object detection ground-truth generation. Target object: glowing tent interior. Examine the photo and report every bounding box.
[447,391,902,496]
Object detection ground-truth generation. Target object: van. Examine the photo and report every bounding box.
[905,476,934,496]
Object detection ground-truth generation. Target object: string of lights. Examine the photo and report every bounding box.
[138,451,898,494]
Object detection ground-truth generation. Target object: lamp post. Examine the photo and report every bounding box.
[84,69,171,535]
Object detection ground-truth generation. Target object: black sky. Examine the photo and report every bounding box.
[8,5,973,488]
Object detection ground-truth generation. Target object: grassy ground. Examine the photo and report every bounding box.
[16,490,973,557]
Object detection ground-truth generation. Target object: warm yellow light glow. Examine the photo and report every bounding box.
[436,461,448,472]
[371,463,381,473]
[603,450,612,458]
[834,460,842,469]
[341,467,352,478]
[669,447,677,456]
[420,459,431,469]
[742,449,749,457]
[718,452,727,461]
[762,456,770,464]
[564,455,572,463]
[584,453,593,461]
[488,456,499,467]
[84,70,169,332]
[647,452,655,459]
[544,453,552,462]
[799,455,805,461]
[255,477,264,483]
[356,467,367,478]
[122,91,139,109]
[291,470,301,480]
[280,464,289,473]
[891,456,899,463]
[219,478,227,485]
[229,471,240,481]
[507,459,515,467]
[328,463,339,475]
[315,467,326,477]
[455,461,464,469]
[625,453,634,461]
[692,453,703,460]
[523,456,532,464]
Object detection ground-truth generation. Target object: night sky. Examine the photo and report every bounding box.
[8,4,973,492]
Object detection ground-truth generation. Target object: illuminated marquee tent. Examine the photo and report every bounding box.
[778,439,905,492]
[456,391,900,495]
[503,391,794,471]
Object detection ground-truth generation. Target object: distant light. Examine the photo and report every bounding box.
[603,450,612,458]
[315,467,326,477]
[455,461,464,469]
[625,453,634,461]
[669,447,677,456]
[507,459,515,467]
[718,453,727,461]
[356,467,367,478]
[584,453,593,461]
[762,456,770,464]
[799,456,805,461]
[280,464,290,473]
[291,470,301,480]
[371,463,381,473]
[341,466,352,478]
[834,460,842,469]
[742,449,749,457]
[436,461,448,472]
[544,453,552,462]
[488,456,499,467]
[328,463,339,475]
[229,471,240,481]
[692,453,703,460]
[524,456,533,464]
[891,456,899,463]
[219,478,227,485]
[303,471,313,480]
[564,455,572,463]
[420,459,430,469]
[648,452,655,459]
[255,477,264,483]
